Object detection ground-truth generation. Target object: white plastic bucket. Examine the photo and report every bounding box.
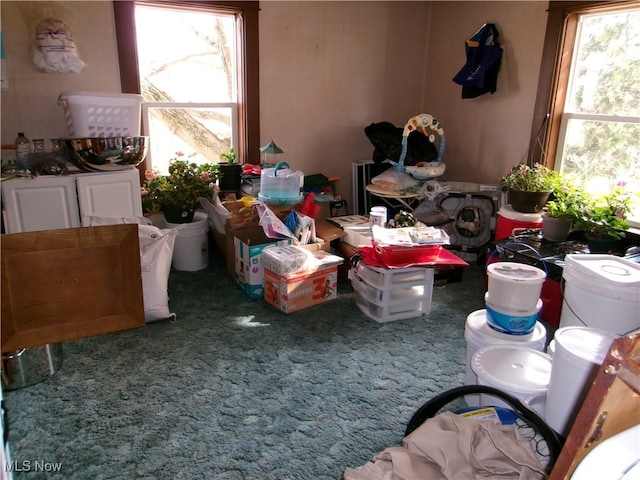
[471,344,552,416]
[166,212,209,271]
[544,327,617,437]
[464,309,547,406]
[560,254,640,336]
[486,262,546,310]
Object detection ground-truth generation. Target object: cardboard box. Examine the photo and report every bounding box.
[264,252,343,313]
[234,230,292,299]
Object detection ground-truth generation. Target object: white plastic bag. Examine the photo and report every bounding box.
[371,167,419,191]
[88,215,177,322]
[138,225,178,322]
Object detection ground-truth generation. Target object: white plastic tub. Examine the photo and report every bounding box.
[166,212,209,271]
[486,262,546,310]
[560,254,640,336]
[472,344,552,416]
[464,309,547,406]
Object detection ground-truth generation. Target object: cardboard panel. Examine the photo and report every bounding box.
[1,225,145,352]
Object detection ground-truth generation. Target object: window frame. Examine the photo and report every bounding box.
[112,0,261,168]
[530,0,640,227]
[530,0,638,169]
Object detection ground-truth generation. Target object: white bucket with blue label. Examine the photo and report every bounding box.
[485,292,543,335]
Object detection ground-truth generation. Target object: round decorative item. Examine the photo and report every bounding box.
[163,205,195,224]
[508,189,552,213]
[541,215,573,242]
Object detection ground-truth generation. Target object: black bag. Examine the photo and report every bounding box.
[405,385,564,472]
[452,23,503,98]
[364,121,438,166]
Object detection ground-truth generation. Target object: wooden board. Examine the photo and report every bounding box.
[1,224,145,352]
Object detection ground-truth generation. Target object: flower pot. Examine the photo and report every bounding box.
[585,235,616,254]
[542,215,573,242]
[218,163,242,192]
[162,204,195,224]
[508,189,552,213]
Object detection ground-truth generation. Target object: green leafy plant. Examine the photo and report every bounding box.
[574,186,632,240]
[500,163,559,192]
[141,153,219,215]
[543,174,587,220]
[219,147,237,165]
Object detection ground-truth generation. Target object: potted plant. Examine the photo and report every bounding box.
[218,147,242,192]
[141,153,219,223]
[541,175,587,242]
[500,163,559,213]
[574,186,632,253]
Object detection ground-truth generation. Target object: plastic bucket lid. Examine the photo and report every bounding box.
[563,254,640,302]
[498,205,543,222]
[472,345,552,394]
[553,326,617,368]
[487,262,546,284]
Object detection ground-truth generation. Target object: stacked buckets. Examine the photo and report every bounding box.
[465,260,550,408]
[485,262,547,335]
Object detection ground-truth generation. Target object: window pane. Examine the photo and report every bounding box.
[566,9,640,116]
[146,107,234,174]
[560,118,640,193]
[134,5,236,103]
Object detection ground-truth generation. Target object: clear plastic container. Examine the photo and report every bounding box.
[258,162,304,205]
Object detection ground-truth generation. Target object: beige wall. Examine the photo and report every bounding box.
[1,1,549,209]
[0,1,121,145]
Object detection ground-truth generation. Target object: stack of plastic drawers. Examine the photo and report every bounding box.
[351,262,434,323]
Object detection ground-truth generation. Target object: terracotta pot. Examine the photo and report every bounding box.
[508,189,552,213]
[542,215,573,242]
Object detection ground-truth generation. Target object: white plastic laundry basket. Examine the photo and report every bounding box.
[58,91,144,138]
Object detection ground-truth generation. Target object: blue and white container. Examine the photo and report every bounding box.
[485,292,543,335]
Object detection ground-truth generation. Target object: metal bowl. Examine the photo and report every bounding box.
[63,136,149,172]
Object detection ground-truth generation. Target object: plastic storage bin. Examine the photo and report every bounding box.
[258,162,304,205]
[58,91,144,138]
[352,263,434,323]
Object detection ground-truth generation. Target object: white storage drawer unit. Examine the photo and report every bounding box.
[351,262,434,323]
[1,169,142,233]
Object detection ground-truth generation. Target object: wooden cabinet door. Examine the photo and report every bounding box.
[76,169,143,226]
[1,224,145,352]
[1,176,80,233]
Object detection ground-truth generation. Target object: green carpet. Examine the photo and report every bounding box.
[4,250,486,479]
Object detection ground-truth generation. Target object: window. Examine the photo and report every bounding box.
[536,1,640,227]
[113,1,260,173]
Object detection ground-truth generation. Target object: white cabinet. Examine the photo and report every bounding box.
[1,169,142,233]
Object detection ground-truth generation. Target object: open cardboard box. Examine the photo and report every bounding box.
[225,216,346,284]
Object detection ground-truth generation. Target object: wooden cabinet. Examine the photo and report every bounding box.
[1,169,142,233]
[549,333,640,479]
